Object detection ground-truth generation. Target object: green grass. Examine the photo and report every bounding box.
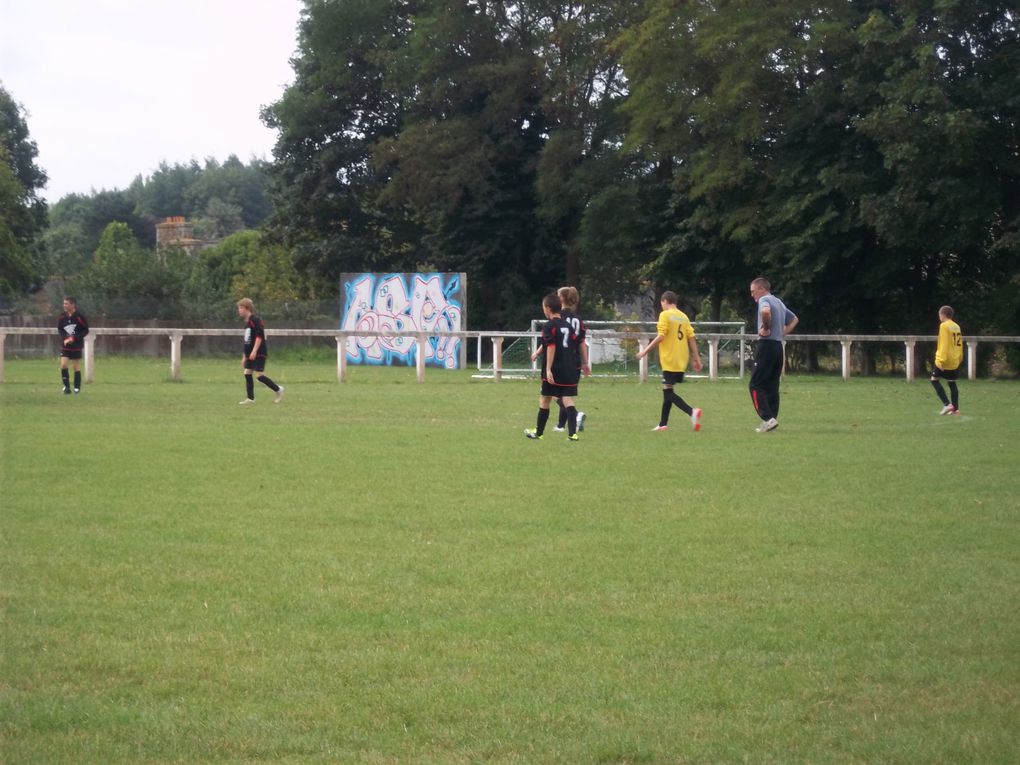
[2,358,1018,764]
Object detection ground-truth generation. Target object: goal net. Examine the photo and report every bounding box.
[474,320,747,378]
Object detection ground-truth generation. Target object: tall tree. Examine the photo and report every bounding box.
[0,84,48,299]
[263,0,423,287]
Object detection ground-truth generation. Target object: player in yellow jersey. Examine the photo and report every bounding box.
[635,291,703,431]
[931,305,963,415]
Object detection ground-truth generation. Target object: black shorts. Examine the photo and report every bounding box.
[661,370,685,386]
[542,380,578,398]
[244,357,267,373]
[60,348,83,360]
[932,366,959,381]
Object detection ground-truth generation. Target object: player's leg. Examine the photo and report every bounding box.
[60,355,70,393]
[766,369,781,420]
[748,356,771,421]
[242,368,255,403]
[659,386,674,428]
[526,394,553,439]
[561,395,578,438]
[257,369,283,403]
[931,369,951,412]
[948,380,959,411]
[668,388,693,417]
[72,359,82,393]
[554,397,567,431]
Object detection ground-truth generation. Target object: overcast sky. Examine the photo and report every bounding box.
[1,0,303,202]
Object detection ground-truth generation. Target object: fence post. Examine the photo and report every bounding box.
[638,340,648,383]
[336,336,347,383]
[967,340,978,380]
[84,335,95,383]
[416,333,427,383]
[708,339,719,381]
[0,333,5,383]
[904,340,915,382]
[170,332,183,380]
[492,337,504,381]
[840,340,852,381]
[739,337,746,379]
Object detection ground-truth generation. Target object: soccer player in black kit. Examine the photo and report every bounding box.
[57,296,89,394]
[524,293,583,441]
[237,298,284,405]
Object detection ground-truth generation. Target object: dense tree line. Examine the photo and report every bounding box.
[3,4,1018,337]
[44,156,274,279]
[264,0,1019,333]
[0,93,282,317]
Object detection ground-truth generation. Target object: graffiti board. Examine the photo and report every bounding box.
[340,273,466,369]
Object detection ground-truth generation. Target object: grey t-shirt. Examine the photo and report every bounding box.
[757,295,797,341]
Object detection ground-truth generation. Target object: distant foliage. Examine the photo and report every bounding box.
[43,156,275,285]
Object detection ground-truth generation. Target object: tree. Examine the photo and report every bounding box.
[0,84,48,300]
[71,222,185,317]
[618,0,1020,334]
[263,0,423,287]
[265,1,646,326]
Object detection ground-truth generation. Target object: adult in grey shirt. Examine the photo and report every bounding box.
[749,277,798,432]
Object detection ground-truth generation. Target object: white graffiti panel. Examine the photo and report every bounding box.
[341,273,464,368]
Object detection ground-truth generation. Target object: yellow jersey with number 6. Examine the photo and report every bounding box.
[656,308,695,372]
[936,319,963,371]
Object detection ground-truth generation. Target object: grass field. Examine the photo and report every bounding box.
[2,357,1018,764]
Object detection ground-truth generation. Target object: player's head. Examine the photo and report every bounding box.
[558,286,579,311]
[939,305,954,320]
[62,296,76,312]
[660,290,678,308]
[750,277,771,302]
[237,297,255,318]
[542,292,562,318]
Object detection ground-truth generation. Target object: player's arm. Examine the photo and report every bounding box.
[250,335,262,360]
[545,342,556,383]
[580,340,590,375]
[688,334,703,372]
[759,305,772,337]
[783,313,798,336]
[636,333,664,359]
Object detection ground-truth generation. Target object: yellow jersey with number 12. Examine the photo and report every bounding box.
[935,319,963,371]
[656,308,695,372]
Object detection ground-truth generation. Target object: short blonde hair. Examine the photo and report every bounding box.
[939,305,954,319]
[237,298,255,312]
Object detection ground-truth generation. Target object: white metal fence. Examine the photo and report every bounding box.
[1,326,1018,384]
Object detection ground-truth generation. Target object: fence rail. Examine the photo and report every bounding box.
[1,327,1018,384]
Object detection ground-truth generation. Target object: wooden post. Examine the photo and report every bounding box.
[0,333,6,383]
[170,332,183,380]
[708,338,719,381]
[415,333,427,383]
[840,340,852,381]
[492,337,504,381]
[904,340,915,382]
[84,334,95,383]
[967,340,978,380]
[638,340,648,383]
[336,336,347,383]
